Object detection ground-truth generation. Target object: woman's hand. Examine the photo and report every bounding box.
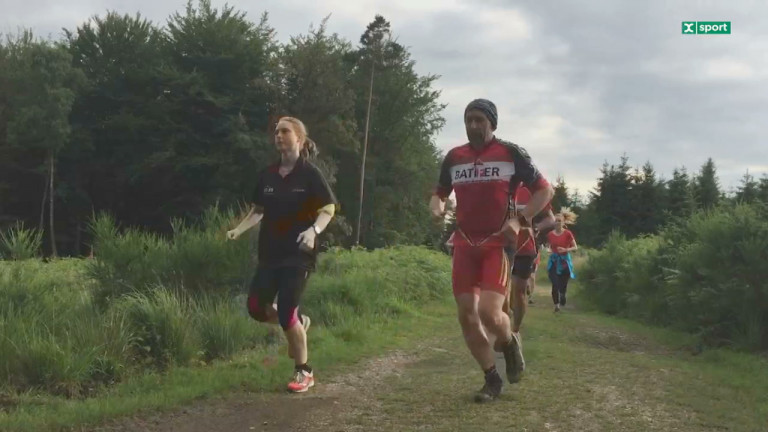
[431,208,447,223]
[297,228,317,251]
[226,228,242,240]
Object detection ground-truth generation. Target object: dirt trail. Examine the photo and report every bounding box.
[91,350,425,432]
[89,288,768,432]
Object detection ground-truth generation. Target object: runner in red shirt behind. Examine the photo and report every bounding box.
[529,249,542,303]
[504,185,555,317]
[547,209,579,312]
[430,99,553,402]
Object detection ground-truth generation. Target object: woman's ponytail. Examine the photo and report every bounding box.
[301,137,318,159]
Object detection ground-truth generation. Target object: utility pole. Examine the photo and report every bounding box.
[354,57,376,246]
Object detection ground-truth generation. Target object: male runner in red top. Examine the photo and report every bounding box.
[430,99,553,402]
[503,185,555,315]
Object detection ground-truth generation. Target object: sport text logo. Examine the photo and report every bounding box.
[682,21,731,35]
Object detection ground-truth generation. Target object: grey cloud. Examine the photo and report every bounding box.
[473,0,768,190]
[3,0,766,192]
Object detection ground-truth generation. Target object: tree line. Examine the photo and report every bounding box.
[3,0,764,257]
[0,1,446,256]
[551,156,768,247]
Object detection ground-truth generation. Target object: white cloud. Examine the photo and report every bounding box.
[2,0,767,194]
[703,58,755,80]
[520,115,566,148]
[477,8,532,42]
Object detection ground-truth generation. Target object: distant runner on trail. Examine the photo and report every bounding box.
[430,99,554,402]
[227,116,337,393]
[503,184,555,317]
[547,209,578,312]
[527,243,544,304]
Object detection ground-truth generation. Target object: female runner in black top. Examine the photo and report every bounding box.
[227,116,337,393]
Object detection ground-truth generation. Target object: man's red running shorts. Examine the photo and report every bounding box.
[452,244,510,297]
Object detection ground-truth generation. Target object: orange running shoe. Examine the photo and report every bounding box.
[287,369,314,393]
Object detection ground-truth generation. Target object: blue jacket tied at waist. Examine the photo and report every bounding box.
[547,253,576,279]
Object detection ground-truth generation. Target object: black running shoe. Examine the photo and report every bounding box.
[503,332,525,384]
[474,369,503,403]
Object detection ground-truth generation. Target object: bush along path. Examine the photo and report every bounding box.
[92,280,768,432]
[0,245,451,431]
[2,246,767,432]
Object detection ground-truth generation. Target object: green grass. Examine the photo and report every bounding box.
[332,274,768,432]
[0,299,455,431]
[0,245,453,431]
[3,247,768,431]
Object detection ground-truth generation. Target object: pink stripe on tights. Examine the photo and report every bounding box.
[285,307,299,329]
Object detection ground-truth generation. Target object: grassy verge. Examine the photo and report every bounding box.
[0,245,453,431]
[4,246,768,431]
[0,300,456,432]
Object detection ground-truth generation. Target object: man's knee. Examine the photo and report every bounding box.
[458,306,480,325]
[456,297,481,328]
[477,296,505,327]
[511,276,527,297]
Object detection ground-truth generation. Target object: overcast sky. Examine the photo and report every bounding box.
[3,0,766,196]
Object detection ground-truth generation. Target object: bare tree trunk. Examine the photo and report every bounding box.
[39,174,48,232]
[355,62,375,246]
[49,151,57,258]
[74,222,81,256]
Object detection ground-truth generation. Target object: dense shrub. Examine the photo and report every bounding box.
[581,203,768,351]
[0,212,452,397]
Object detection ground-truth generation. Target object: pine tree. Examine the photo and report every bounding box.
[694,158,721,210]
[551,176,569,212]
[758,175,768,204]
[630,161,663,235]
[591,155,633,242]
[735,171,759,204]
[347,15,445,248]
[665,167,696,220]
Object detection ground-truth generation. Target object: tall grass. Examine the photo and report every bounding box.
[305,245,449,326]
[0,206,452,401]
[0,259,132,396]
[195,294,261,361]
[115,289,200,369]
[0,222,42,260]
[87,206,253,305]
[580,203,768,351]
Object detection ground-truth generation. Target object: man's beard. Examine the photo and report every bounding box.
[467,130,486,144]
